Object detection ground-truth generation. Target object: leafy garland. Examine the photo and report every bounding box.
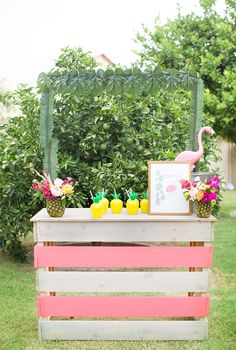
[39,91,58,179]
[38,68,199,96]
[38,68,203,178]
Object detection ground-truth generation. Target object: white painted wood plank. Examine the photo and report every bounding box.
[31,208,216,222]
[37,271,209,293]
[35,221,212,242]
[39,319,208,340]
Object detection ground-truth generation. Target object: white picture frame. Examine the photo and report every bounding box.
[148,161,191,215]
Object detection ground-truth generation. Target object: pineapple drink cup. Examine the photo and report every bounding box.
[110,192,123,214]
[90,196,103,218]
[140,192,149,213]
[97,191,109,214]
[126,192,139,215]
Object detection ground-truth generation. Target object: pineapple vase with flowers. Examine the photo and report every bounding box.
[180,176,222,218]
[32,171,75,217]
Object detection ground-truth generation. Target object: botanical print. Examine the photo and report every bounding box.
[149,162,191,214]
[155,169,165,205]
[155,167,182,207]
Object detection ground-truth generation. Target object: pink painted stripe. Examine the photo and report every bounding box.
[34,245,212,268]
[37,295,209,318]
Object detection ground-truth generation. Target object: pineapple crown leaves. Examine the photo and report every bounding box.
[96,191,107,198]
[92,196,101,203]
[129,192,139,200]
[96,193,103,201]
[142,192,148,199]
[111,193,121,199]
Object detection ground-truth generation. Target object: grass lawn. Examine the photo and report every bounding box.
[0,192,236,350]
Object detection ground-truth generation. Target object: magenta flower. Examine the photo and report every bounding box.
[67,177,75,185]
[62,177,75,186]
[49,193,56,201]
[43,187,51,198]
[202,191,218,203]
[207,177,220,190]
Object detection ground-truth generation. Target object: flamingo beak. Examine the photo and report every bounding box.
[210,129,215,135]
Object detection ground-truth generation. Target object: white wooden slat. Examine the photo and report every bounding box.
[35,221,212,242]
[37,271,209,293]
[39,320,208,340]
[31,208,216,222]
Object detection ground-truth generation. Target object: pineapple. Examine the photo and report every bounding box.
[126,192,139,215]
[196,201,212,218]
[46,198,65,217]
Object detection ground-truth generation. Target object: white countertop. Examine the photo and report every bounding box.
[31,208,217,223]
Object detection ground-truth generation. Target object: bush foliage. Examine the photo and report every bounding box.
[0,47,219,261]
[135,0,236,143]
[0,87,42,260]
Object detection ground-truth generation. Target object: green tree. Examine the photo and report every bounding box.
[135,0,236,143]
[0,86,42,260]
[0,83,14,124]
[0,89,12,108]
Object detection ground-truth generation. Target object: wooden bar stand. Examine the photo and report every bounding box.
[31,208,216,341]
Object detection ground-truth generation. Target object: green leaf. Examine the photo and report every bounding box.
[40,90,54,148]
[43,138,58,180]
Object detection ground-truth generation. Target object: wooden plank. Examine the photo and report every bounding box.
[34,220,213,242]
[37,271,209,293]
[37,295,209,318]
[189,242,204,297]
[39,319,208,340]
[34,245,213,268]
[46,242,56,297]
[31,208,216,222]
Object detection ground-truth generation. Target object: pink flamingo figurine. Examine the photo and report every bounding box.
[175,126,215,168]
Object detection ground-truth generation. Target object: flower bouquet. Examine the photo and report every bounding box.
[180,176,222,218]
[32,171,75,217]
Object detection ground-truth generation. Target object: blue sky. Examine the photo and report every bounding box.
[0,0,225,88]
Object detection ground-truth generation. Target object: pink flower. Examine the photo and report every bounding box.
[189,187,198,200]
[50,185,63,197]
[32,171,75,200]
[181,180,191,190]
[32,183,40,191]
[54,178,63,188]
[42,180,50,188]
[43,187,51,198]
